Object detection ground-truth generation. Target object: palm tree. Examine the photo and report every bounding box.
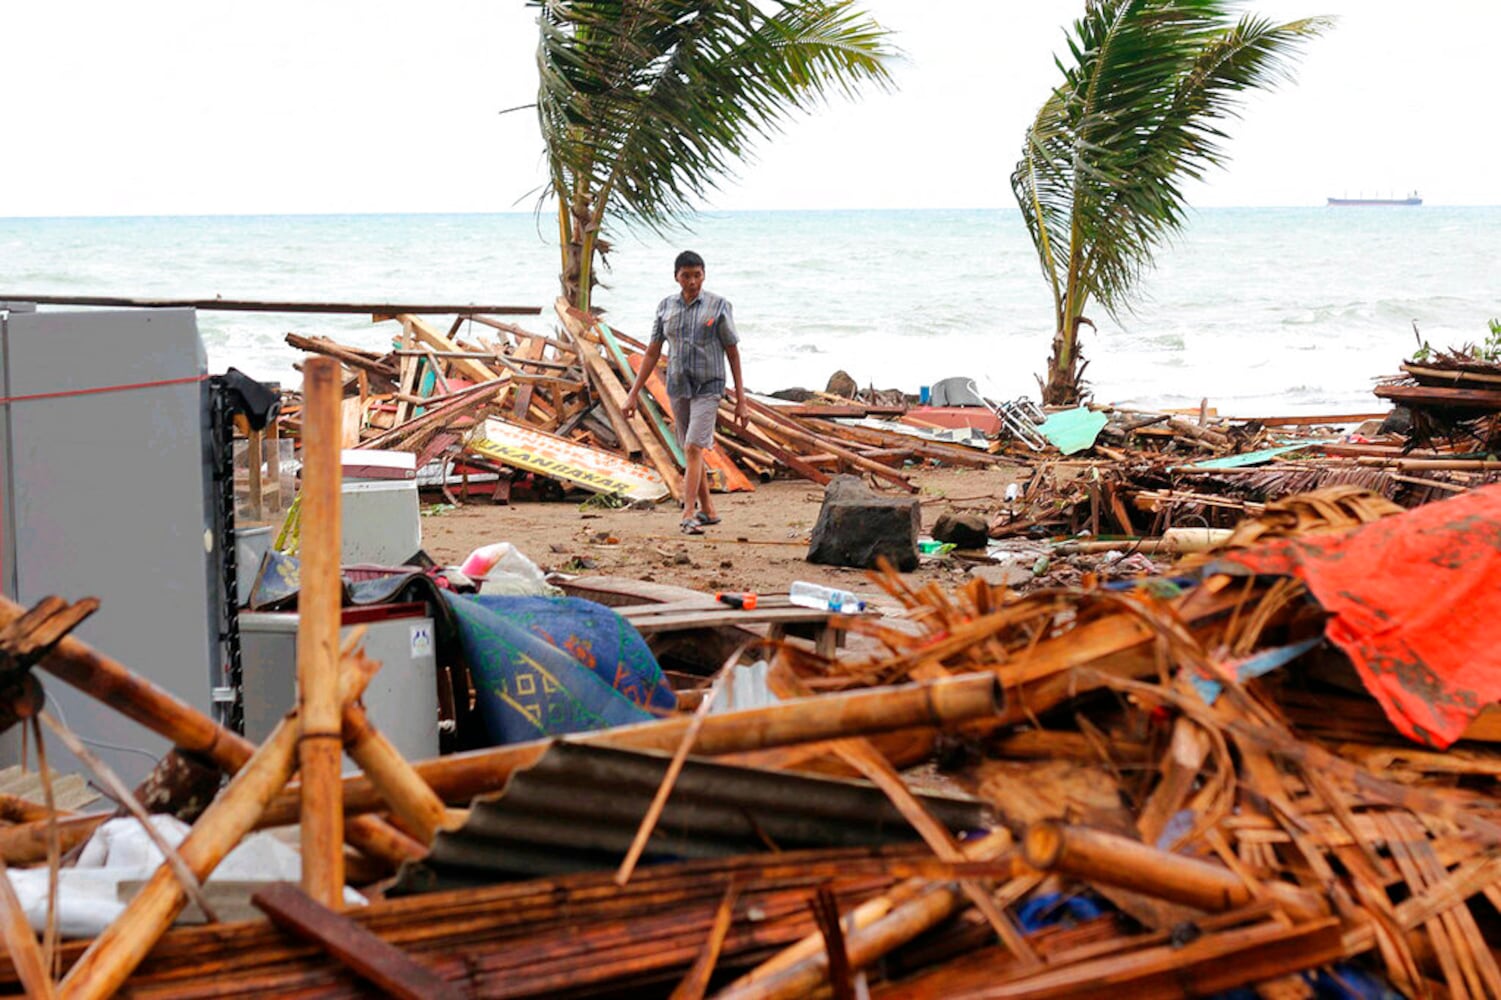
[1012,0,1331,406]
[534,0,895,312]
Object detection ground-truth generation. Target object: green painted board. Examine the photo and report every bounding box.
[1037,407,1109,456]
[597,321,686,467]
[1175,442,1317,471]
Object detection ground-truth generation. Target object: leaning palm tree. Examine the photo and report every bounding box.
[534,0,895,312]
[1013,1,1330,405]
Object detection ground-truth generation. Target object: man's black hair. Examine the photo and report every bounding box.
[674,250,705,273]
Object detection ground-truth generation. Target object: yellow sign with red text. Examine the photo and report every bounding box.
[467,418,669,502]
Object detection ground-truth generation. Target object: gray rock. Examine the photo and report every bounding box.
[825,370,858,398]
[1379,406,1412,436]
[931,510,989,550]
[769,387,816,403]
[806,475,920,571]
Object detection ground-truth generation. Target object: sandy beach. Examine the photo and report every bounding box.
[419,464,1024,597]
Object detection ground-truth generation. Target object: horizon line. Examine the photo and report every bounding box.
[3,203,1497,222]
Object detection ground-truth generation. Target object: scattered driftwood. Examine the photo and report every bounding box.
[3,478,1501,997]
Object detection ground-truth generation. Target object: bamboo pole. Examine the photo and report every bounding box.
[0,594,237,766]
[0,850,55,999]
[1022,822,1328,921]
[297,356,345,906]
[722,828,1017,995]
[719,881,966,1000]
[616,669,728,886]
[38,710,220,923]
[57,659,376,1000]
[59,715,304,1000]
[1356,456,1501,472]
[257,673,1004,826]
[0,791,65,824]
[341,703,455,845]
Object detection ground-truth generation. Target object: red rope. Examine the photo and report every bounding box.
[0,372,213,570]
[0,373,209,406]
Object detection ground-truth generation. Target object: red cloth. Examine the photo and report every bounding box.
[1222,482,1501,748]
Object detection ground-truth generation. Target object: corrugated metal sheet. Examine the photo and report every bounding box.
[393,742,988,894]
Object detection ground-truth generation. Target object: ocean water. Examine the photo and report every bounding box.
[1,207,1496,416]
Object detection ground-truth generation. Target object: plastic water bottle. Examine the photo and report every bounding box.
[789,581,866,614]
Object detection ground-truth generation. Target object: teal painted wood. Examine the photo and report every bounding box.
[1037,407,1108,456]
[415,360,437,417]
[597,321,686,468]
[1175,442,1318,471]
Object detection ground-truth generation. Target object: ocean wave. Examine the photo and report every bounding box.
[6,207,1499,409]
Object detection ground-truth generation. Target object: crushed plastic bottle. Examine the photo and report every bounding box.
[788,581,867,614]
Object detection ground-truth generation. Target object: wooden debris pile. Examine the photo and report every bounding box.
[1377,348,1501,451]
[979,399,1501,547]
[742,556,1501,998]
[272,300,1013,508]
[3,482,1500,997]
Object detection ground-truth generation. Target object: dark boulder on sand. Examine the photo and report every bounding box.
[807,475,920,572]
[825,370,859,398]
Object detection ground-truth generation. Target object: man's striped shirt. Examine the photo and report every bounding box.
[650,290,739,399]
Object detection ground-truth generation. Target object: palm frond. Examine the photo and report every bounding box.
[535,0,895,238]
[1012,1,1331,327]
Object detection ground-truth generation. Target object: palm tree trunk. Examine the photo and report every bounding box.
[1042,327,1077,406]
[1042,315,1094,407]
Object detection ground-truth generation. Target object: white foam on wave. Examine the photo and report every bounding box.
[2,207,1497,415]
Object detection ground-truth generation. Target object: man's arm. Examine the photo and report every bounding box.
[622,339,664,420]
[725,343,746,428]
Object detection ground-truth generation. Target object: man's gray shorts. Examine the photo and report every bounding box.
[670,394,719,449]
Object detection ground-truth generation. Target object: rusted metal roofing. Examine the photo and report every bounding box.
[393,741,987,893]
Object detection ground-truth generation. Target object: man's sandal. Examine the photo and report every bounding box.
[693,512,722,526]
[680,519,705,535]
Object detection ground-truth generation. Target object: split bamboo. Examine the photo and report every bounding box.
[297,356,346,906]
[723,828,1017,996]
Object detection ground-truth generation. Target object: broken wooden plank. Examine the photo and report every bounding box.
[251,882,460,1000]
[600,320,685,468]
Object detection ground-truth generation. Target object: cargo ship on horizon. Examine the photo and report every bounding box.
[1327,191,1422,206]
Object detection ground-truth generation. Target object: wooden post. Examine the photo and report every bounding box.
[297,356,345,906]
[265,415,282,514]
[251,882,460,1000]
[246,429,264,522]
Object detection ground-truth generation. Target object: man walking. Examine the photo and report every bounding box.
[623,250,746,534]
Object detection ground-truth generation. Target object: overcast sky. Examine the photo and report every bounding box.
[2,1,1495,217]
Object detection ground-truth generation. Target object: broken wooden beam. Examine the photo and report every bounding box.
[251,882,460,1000]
